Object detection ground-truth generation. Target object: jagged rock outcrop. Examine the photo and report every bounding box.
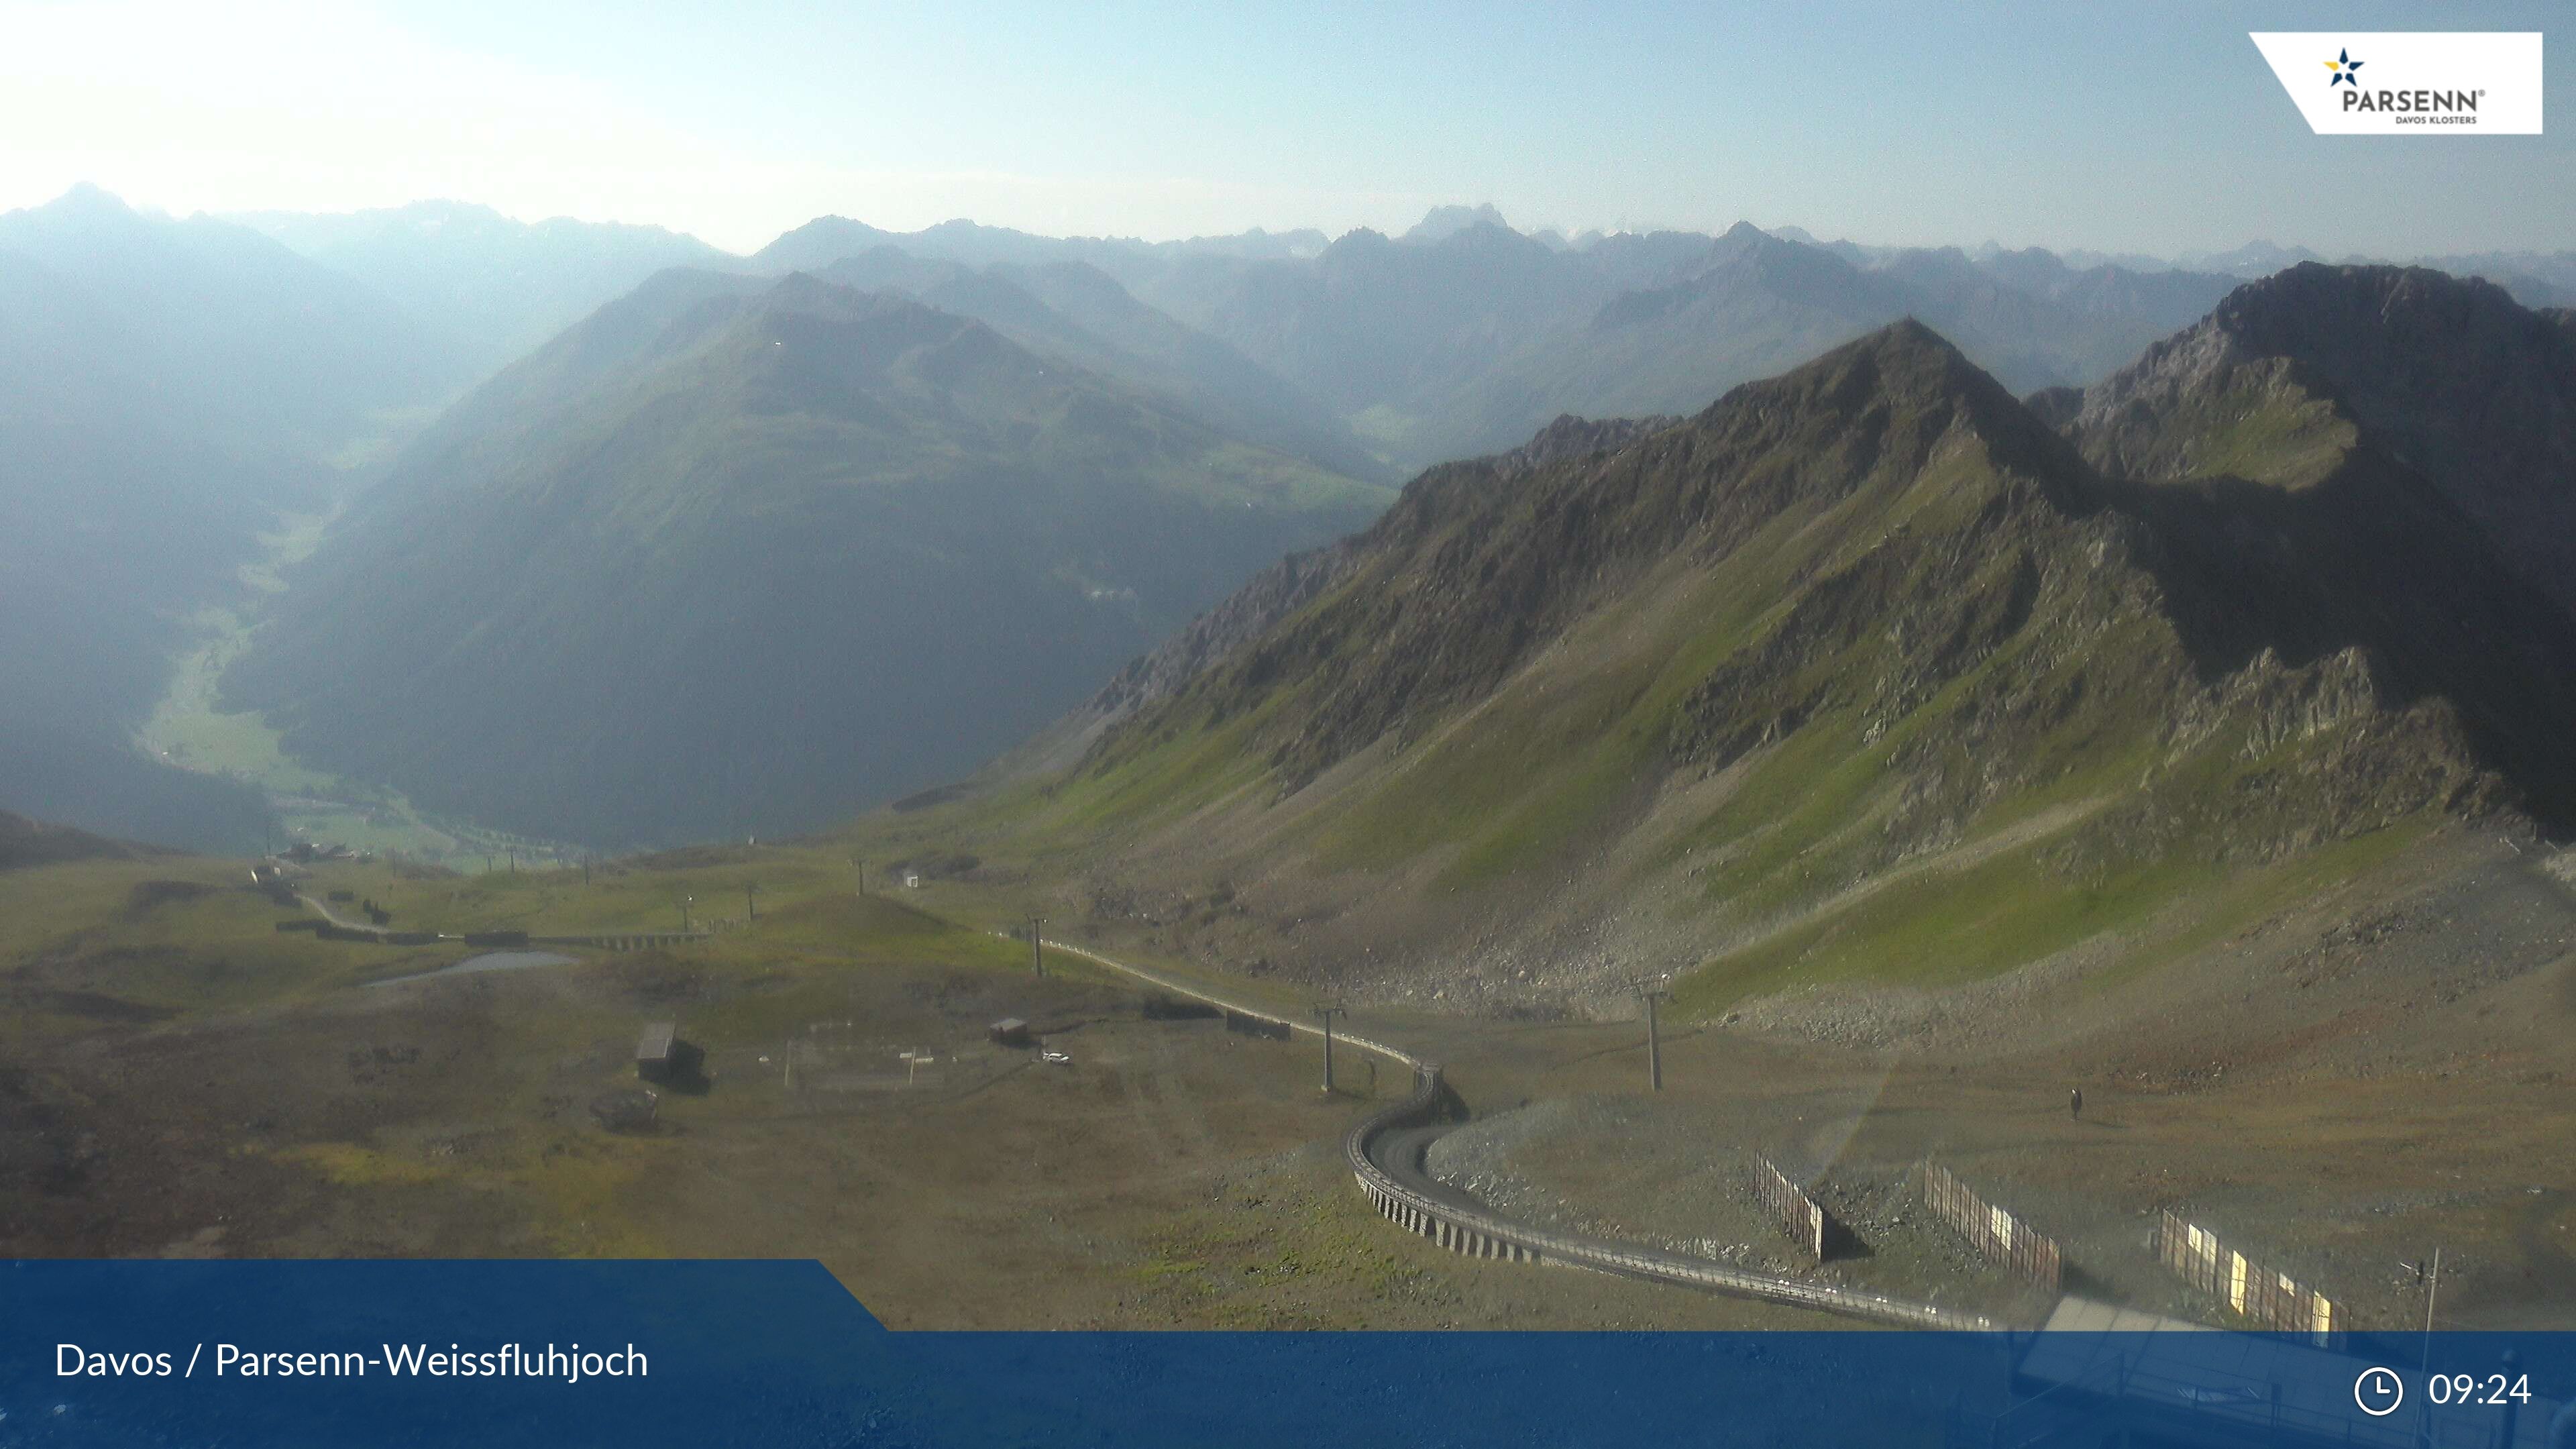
[1491,413,1682,480]
[2072,263,2576,618]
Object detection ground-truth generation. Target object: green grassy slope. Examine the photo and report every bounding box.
[854,308,2576,1018]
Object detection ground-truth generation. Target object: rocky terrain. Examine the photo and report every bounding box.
[2071,262,2576,619]
[1421,1095,2048,1323]
[943,271,2576,1030]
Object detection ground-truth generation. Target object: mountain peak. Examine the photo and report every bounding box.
[15,181,144,231]
[2073,259,2576,616]
[2207,260,2526,351]
[1711,316,2076,493]
[1050,286,2576,1016]
[1705,220,1807,268]
[1322,226,1395,258]
[1402,203,1512,244]
[1856,313,1955,355]
[2088,260,2559,431]
[52,180,129,209]
[1798,316,1998,410]
[775,213,878,236]
[751,215,898,271]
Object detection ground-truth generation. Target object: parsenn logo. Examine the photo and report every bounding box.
[2327,42,2475,118]
[2251,32,2542,135]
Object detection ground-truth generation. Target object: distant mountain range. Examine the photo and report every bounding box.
[806,248,1385,482]
[13,182,2572,862]
[955,264,2576,1011]
[713,205,2573,473]
[750,215,1330,277]
[745,212,2249,470]
[219,271,1394,845]
[193,195,2576,463]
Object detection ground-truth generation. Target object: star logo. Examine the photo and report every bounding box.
[2324,48,2364,86]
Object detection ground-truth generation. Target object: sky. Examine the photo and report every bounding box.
[0,0,2565,258]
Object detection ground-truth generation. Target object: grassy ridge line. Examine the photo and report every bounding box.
[1028,934,1421,1069]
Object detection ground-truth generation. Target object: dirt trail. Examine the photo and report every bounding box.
[1703,796,2112,963]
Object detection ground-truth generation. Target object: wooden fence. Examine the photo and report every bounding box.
[1752,1155,1833,1262]
[2152,1210,2341,1343]
[1917,1163,2063,1293]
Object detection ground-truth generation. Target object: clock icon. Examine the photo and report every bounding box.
[2355,1366,2405,1417]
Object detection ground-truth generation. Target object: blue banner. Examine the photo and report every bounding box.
[3,1260,2569,1446]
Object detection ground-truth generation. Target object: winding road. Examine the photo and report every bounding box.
[1026,931,1998,1329]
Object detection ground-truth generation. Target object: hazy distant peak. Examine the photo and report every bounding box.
[779,212,880,233]
[44,180,131,214]
[751,214,898,271]
[1401,203,1511,244]
[1323,226,1395,256]
[1705,219,1799,266]
[12,182,148,233]
[2178,239,2326,278]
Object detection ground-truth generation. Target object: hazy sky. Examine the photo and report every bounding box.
[1,0,2565,257]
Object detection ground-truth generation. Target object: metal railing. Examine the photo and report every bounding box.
[1343,1065,1998,1330]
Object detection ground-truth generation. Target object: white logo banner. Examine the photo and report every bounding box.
[2251,32,2542,135]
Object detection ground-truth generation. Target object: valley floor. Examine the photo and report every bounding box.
[130,504,578,870]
